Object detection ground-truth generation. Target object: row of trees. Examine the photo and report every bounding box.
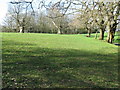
[71,1,120,43]
[2,0,120,43]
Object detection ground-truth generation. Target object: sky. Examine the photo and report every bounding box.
[0,0,10,25]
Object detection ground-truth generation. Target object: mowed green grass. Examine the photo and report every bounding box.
[2,33,119,88]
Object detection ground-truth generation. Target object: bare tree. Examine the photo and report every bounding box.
[105,2,120,43]
[75,0,119,42]
[38,0,72,34]
[9,0,34,33]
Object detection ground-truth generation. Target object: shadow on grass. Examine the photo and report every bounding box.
[2,40,118,88]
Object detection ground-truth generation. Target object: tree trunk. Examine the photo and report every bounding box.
[19,26,22,33]
[57,28,61,34]
[17,26,19,32]
[87,29,91,37]
[107,24,114,44]
[99,29,104,40]
[22,26,25,33]
[95,31,98,39]
[106,20,117,43]
[51,20,61,34]
[107,31,114,43]
[19,26,24,33]
[106,21,112,43]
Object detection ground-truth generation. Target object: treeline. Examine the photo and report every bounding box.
[1,0,120,43]
[2,11,93,34]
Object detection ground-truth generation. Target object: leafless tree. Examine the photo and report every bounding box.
[9,0,34,33]
[38,0,72,34]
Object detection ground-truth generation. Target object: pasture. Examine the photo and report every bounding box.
[2,33,119,88]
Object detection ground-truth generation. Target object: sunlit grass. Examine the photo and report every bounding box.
[2,33,118,88]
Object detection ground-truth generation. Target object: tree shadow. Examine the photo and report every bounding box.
[2,40,118,88]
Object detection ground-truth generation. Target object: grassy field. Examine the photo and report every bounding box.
[2,33,119,88]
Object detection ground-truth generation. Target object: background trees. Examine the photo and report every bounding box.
[1,0,120,43]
